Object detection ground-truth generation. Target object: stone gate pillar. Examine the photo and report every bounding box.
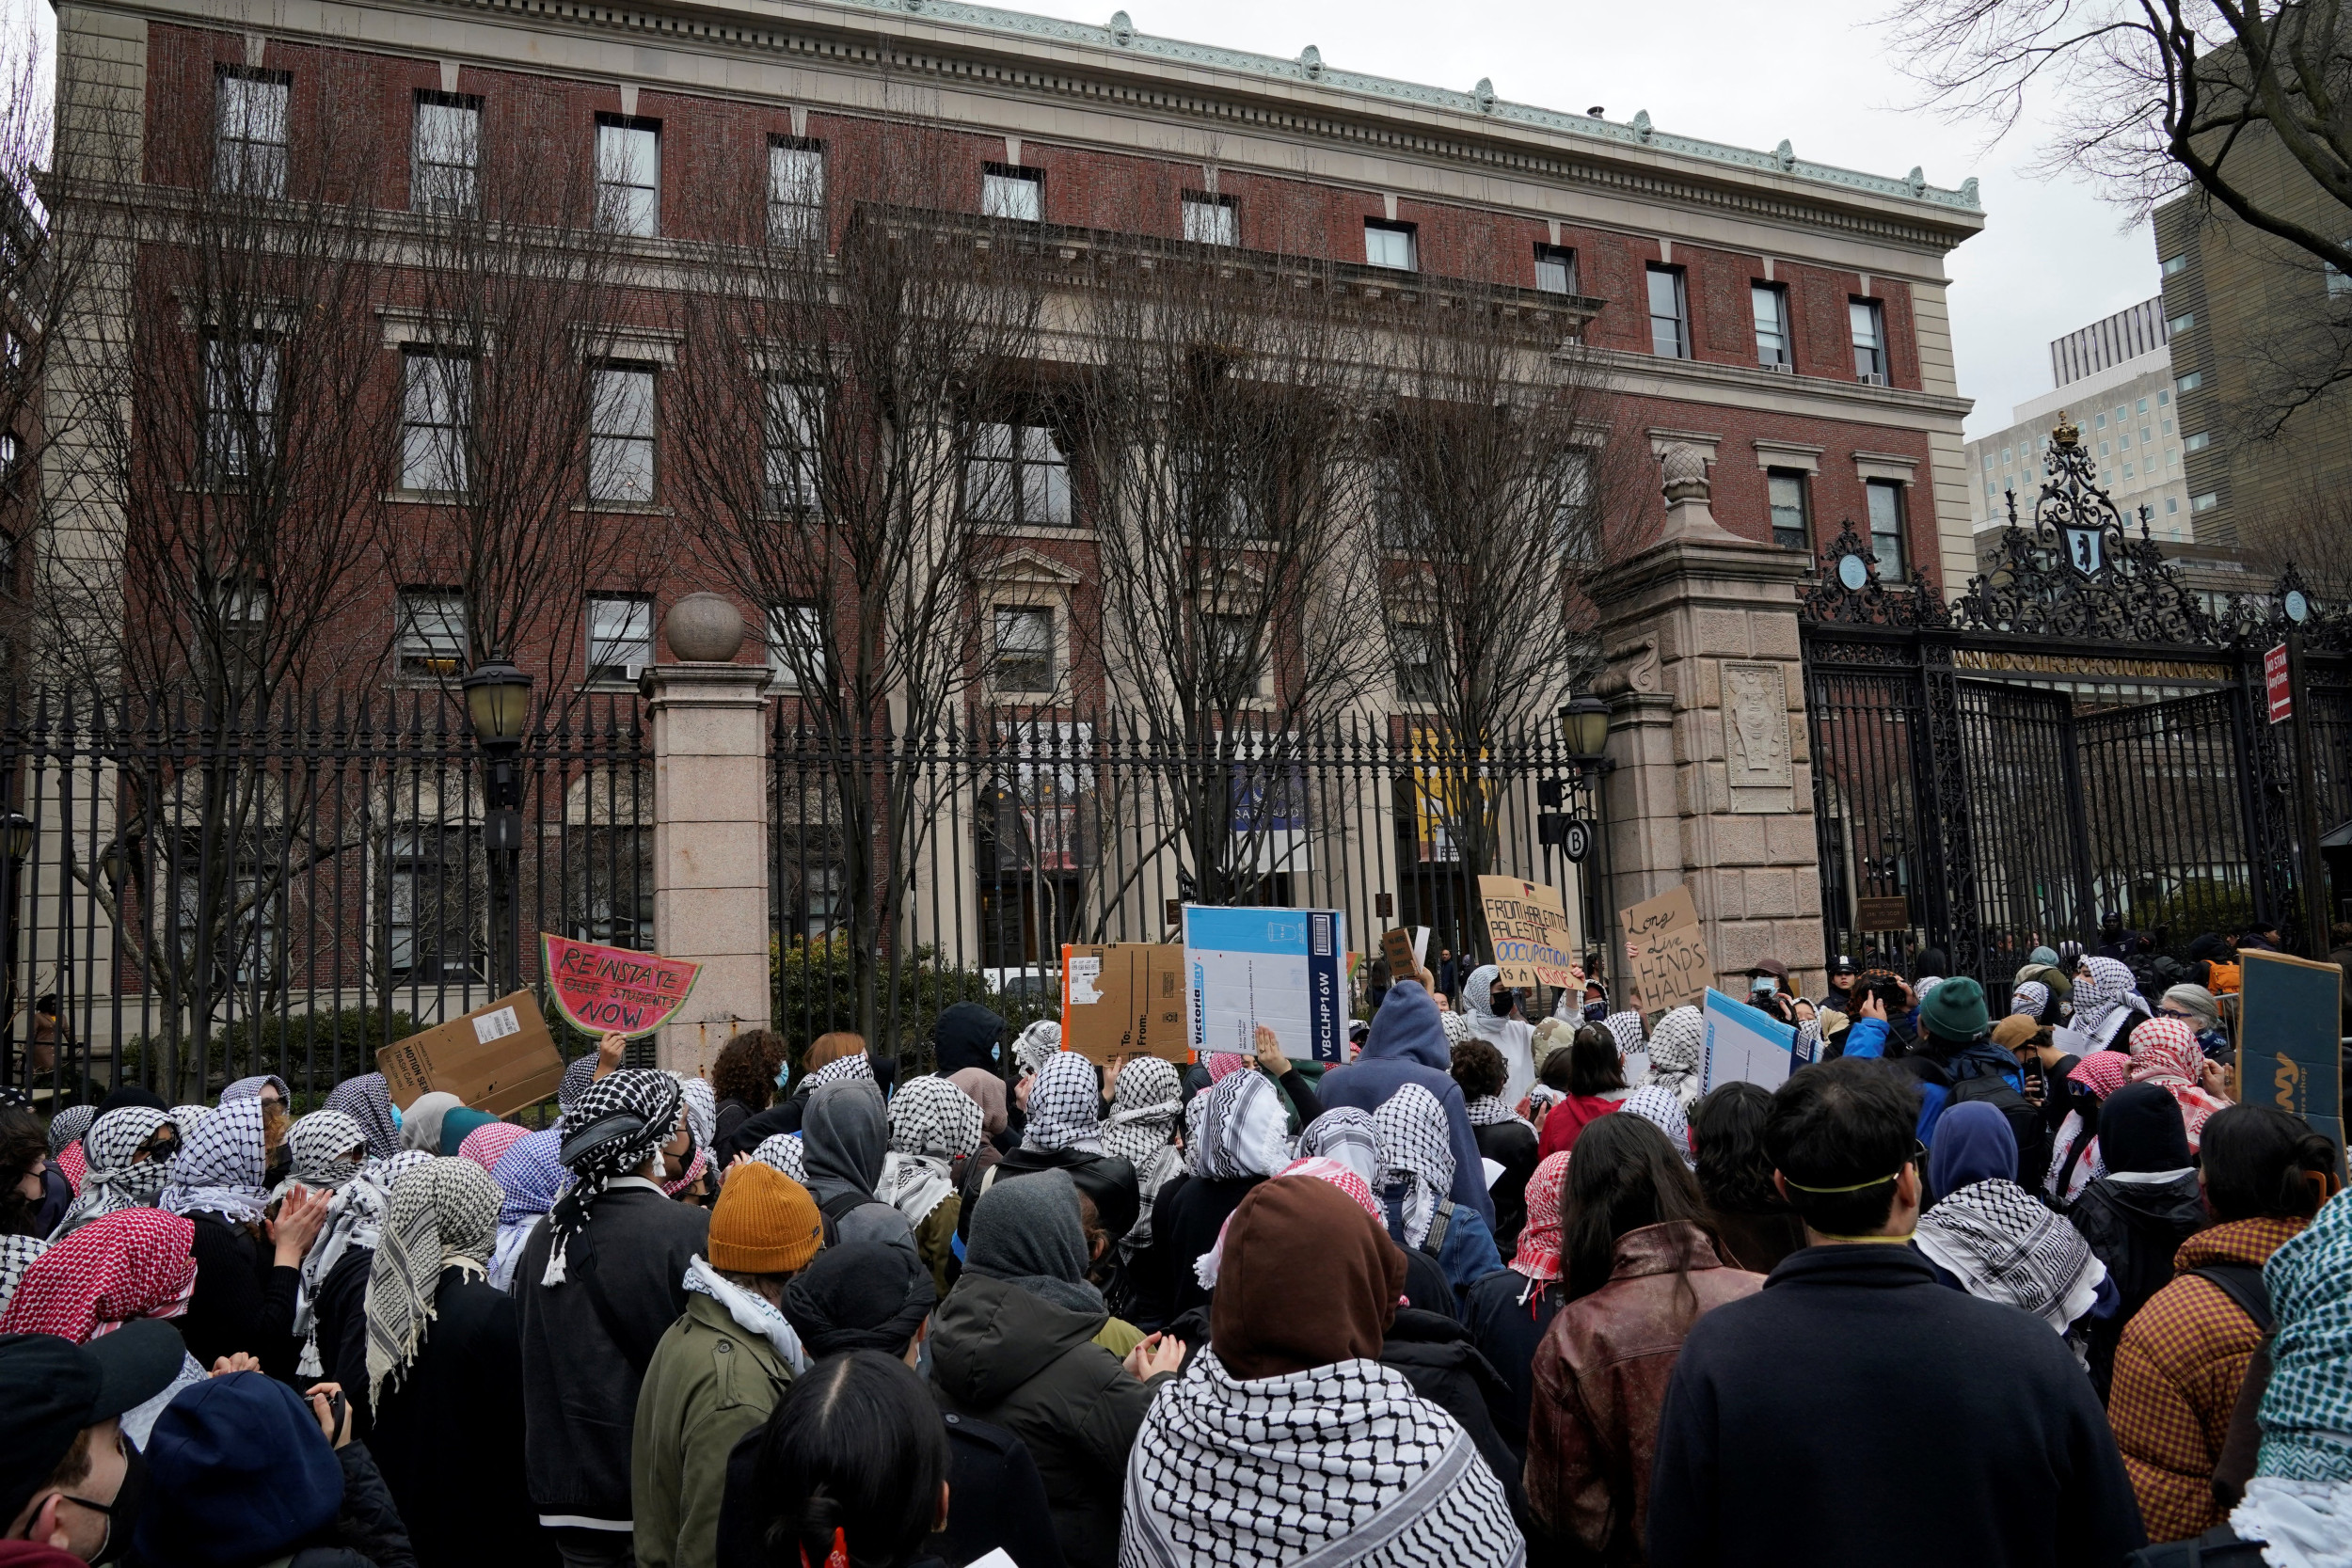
[1592,446,1825,1003]
[647,594,773,1074]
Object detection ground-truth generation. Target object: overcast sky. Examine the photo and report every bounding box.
[5,0,2145,439]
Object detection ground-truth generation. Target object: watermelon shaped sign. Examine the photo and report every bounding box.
[541,933,703,1037]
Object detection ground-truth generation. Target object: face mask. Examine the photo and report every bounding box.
[1752,977,1778,996]
[64,1433,144,1566]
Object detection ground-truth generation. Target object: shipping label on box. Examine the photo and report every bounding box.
[1061,943,1191,1063]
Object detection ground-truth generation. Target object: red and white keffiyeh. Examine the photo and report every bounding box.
[2128,1017,2230,1150]
[1510,1150,1572,1287]
[457,1120,529,1175]
[0,1208,197,1343]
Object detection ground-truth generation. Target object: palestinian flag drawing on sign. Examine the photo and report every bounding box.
[540,933,704,1038]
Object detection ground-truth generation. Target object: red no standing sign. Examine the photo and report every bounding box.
[2265,643,2293,725]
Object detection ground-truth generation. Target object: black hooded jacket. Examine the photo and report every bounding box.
[2071,1172,2208,1399]
[932,1002,1008,1077]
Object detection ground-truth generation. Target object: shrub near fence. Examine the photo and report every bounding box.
[771,932,1057,1079]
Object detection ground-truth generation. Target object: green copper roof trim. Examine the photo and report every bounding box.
[817,0,1982,213]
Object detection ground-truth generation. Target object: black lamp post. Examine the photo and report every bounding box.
[1554,694,1614,1004]
[0,811,31,1085]
[462,657,532,996]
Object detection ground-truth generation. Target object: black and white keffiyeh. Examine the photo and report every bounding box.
[1119,1349,1523,1568]
[801,1051,874,1098]
[365,1157,501,1407]
[676,1076,717,1153]
[1023,1051,1105,1156]
[220,1074,289,1106]
[1619,1085,1695,1168]
[54,1108,172,1237]
[47,1105,97,1158]
[1914,1177,2108,1335]
[2010,981,2051,1019]
[0,1233,47,1319]
[1602,1010,1647,1061]
[1012,1020,1063,1080]
[281,1111,368,1192]
[324,1074,403,1161]
[1101,1057,1183,1167]
[558,1055,599,1116]
[883,1076,980,1228]
[1463,1095,1518,1129]
[753,1132,806,1182]
[160,1097,272,1225]
[541,1069,681,1287]
[1645,1006,1705,1110]
[1373,1085,1454,1250]
[1296,1109,1382,1195]
[1185,1070,1289,1181]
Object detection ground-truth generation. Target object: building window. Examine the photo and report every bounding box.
[1752,283,1792,369]
[1866,480,1907,578]
[595,119,660,236]
[1183,192,1237,245]
[215,68,289,198]
[2192,491,2219,512]
[764,382,820,513]
[1534,245,1577,295]
[588,365,657,504]
[1364,220,1417,271]
[2166,496,2179,515]
[2178,372,2202,391]
[1646,265,1689,358]
[399,351,471,495]
[2159,388,2172,404]
[395,590,467,678]
[2162,254,2187,276]
[2001,447,2012,465]
[767,603,824,689]
[1204,611,1265,693]
[2167,310,2196,334]
[2095,413,2106,430]
[2115,404,2128,422]
[2168,450,2179,467]
[964,423,1071,527]
[2122,463,2135,479]
[585,594,653,684]
[2185,432,2209,452]
[2099,441,2110,457]
[982,164,1043,223]
[1394,625,1438,703]
[1766,468,1810,551]
[202,338,278,483]
[411,92,481,215]
[2136,397,2149,415]
[768,138,826,245]
[992,606,1055,693]
[1850,298,1888,384]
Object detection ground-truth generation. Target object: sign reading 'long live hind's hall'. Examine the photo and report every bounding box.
[541,933,704,1038]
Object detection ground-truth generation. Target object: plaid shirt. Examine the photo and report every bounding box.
[2106,1215,2306,1543]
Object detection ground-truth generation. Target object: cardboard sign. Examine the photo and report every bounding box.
[375,990,566,1117]
[541,933,704,1038]
[2236,949,2345,1173]
[1701,987,1797,1094]
[1183,905,1348,1066]
[1380,927,1428,981]
[1478,877,1577,989]
[1061,943,1190,1063]
[1620,883,1710,1012]
[2265,643,2293,724]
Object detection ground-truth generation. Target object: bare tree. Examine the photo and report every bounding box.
[663,114,1046,1043]
[36,51,398,1094]
[1370,294,1624,902]
[1066,229,1387,912]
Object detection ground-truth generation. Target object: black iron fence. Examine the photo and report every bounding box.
[2,689,649,1107]
[768,707,1612,1053]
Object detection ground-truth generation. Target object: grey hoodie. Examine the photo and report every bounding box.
[803,1082,918,1259]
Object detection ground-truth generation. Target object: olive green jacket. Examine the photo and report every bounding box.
[631,1290,795,1568]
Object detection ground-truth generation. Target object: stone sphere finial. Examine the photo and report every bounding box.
[664,593,746,662]
[1660,442,1710,499]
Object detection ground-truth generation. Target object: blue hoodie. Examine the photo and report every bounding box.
[1316,980,1495,1224]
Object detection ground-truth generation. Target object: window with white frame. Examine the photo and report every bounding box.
[1767,468,1810,551]
[1646,266,1689,358]
[764,381,820,513]
[1850,298,1888,384]
[1204,611,1265,695]
[215,69,289,198]
[395,589,467,678]
[1534,245,1577,295]
[589,365,657,504]
[595,119,660,236]
[769,138,825,245]
[1183,191,1237,246]
[1752,283,1792,369]
[202,338,279,483]
[1866,479,1907,577]
[964,422,1071,527]
[982,164,1043,223]
[1549,448,1598,562]
[399,351,471,495]
[992,605,1055,693]
[1363,220,1417,271]
[585,594,653,684]
[411,93,481,215]
[767,603,825,689]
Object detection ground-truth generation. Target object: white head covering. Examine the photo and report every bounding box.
[1185,1071,1291,1181]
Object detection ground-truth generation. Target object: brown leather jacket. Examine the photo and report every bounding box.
[1525,1221,1764,1562]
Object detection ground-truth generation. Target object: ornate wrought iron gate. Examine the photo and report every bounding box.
[1800,418,2344,995]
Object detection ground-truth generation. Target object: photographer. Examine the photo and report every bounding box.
[1834,974,1914,1062]
[1744,961,1799,1029]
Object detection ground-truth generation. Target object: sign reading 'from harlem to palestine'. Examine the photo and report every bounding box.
[540,933,704,1038]
[1476,877,1578,990]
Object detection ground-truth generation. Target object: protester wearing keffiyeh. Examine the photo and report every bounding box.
[324,1072,403,1161]
[1374,1084,1456,1251]
[1914,1102,2106,1339]
[486,1128,565,1291]
[0,1232,45,1319]
[2227,1188,2352,1563]
[1296,1108,1383,1195]
[1510,1150,1573,1291]
[0,1207,198,1342]
[1010,1020,1062,1082]
[160,1096,272,1225]
[1102,1057,1184,1239]
[752,1132,806,1183]
[365,1157,501,1407]
[2047,1048,2133,1202]
[1191,1155,1384,1291]
[1186,1070,1291,1182]
[559,1053,599,1116]
[457,1119,529,1176]
[2074,956,2153,1051]
[1645,1006,1705,1111]
[541,1068,682,1287]
[52,1106,172,1238]
[46,1106,96,1195]
[2127,1016,2231,1152]
[1620,1084,1695,1168]
[220,1074,288,1106]
[2010,980,2051,1020]
[883,1075,982,1229]
[1023,1051,1106,1156]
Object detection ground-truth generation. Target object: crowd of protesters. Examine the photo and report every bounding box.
[0,928,2346,1568]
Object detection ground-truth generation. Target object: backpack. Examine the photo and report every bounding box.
[1944,1073,2049,1189]
[2187,1261,2274,1333]
[816,1185,870,1247]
